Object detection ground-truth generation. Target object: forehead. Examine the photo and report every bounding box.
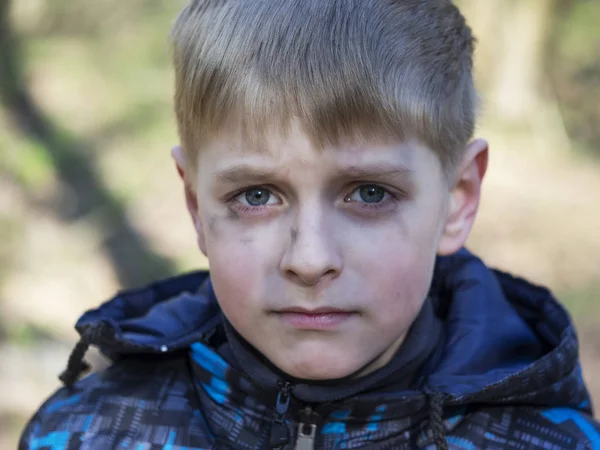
[198,119,433,173]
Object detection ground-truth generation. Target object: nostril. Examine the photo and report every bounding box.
[324,269,337,278]
[285,269,298,280]
[285,267,339,286]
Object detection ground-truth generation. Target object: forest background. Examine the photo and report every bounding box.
[1,0,599,447]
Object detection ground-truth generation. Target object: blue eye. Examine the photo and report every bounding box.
[345,185,388,204]
[228,186,282,216]
[244,188,272,206]
[358,185,385,203]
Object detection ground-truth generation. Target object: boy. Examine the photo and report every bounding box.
[20,0,600,449]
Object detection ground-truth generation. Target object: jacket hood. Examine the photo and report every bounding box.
[70,248,593,413]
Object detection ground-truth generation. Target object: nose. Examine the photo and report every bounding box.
[280,207,342,286]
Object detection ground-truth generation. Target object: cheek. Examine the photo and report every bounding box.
[201,216,280,322]
[368,242,435,321]
[349,202,441,268]
[208,247,262,330]
[346,206,441,320]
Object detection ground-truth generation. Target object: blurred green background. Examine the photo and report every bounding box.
[0,0,599,447]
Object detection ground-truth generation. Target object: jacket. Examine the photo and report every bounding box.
[19,249,600,449]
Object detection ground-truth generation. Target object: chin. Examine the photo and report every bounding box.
[278,356,364,381]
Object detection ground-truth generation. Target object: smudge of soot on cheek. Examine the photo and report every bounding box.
[206,207,241,232]
[206,212,255,245]
[290,227,299,245]
[207,215,219,235]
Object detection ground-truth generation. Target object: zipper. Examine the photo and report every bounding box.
[295,406,319,450]
[270,381,294,449]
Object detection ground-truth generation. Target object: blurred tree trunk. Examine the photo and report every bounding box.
[0,0,177,287]
[458,0,579,156]
[0,0,46,133]
[493,0,555,122]
[461,0,557,123]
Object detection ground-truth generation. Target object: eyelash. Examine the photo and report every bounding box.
[343,185,400,212]
[225,184,400,214]
[224,185,279,215]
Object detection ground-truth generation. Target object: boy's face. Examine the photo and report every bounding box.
[176,121,487,380]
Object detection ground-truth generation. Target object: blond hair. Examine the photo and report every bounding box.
[172,0,477,173]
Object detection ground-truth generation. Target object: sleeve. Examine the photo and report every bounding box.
[18,410,43,450]
[16,386,86,450]
[538,407,600,449]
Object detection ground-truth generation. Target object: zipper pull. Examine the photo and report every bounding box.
[295,407,319,450]
[295,423,316,450]
[270,381,294,449]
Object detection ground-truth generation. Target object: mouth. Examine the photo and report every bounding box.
[274,307,357,330]
[278,306,351,314]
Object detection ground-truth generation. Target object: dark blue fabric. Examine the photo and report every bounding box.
[427,249,551,396]
[74,272,221,357]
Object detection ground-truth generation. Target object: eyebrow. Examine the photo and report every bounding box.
[215,165,282,184]
[214,162,413,184]
[336,163,412,179]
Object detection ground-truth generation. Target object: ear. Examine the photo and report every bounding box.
[171,146,208,256]
[437,139,489,256]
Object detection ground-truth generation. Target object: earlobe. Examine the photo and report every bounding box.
[438,139,489,256]
[197,232,208,256]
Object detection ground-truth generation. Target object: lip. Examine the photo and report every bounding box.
[278,306,350,314]
[275,307,356,330]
